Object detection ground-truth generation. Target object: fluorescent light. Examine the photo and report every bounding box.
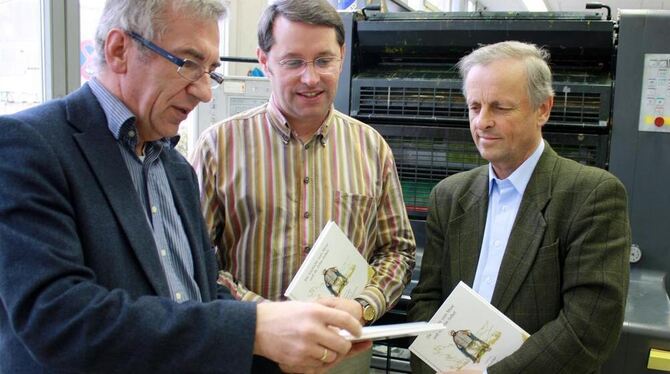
[521,0,548,11]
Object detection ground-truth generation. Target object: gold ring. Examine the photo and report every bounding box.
[320,348,328,362]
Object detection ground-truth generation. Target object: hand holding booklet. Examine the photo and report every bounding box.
[285,221,444,341]
[409,282,529,372]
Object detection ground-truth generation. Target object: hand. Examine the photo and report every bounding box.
[253,301,362,369]
[316,297,364,324]
[279,340,373,373]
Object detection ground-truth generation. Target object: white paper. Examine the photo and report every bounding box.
[339,322,446,342]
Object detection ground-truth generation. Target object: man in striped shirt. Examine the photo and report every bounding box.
[191,0,416,371]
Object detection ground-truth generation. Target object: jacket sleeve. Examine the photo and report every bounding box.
[407,184,450,374]
[0,116,257,373]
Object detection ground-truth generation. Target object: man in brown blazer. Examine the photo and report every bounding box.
[408,41,631,373]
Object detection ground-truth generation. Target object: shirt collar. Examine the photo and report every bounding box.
[488,139,545,195]
[88,77,179,150]
[265,95,334,146]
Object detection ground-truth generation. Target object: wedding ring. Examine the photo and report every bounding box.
[320,348,328,362]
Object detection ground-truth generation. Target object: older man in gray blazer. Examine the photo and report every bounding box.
[408,41,630,374]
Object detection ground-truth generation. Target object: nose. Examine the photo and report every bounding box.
[300,62,320,85]
[472,107,494,129]
[188,74,213,103]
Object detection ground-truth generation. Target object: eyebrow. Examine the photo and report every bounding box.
[278,51,340,60]
[179,47,222,70]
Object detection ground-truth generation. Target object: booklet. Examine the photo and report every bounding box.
[409,281,529,372]
[339,322,446,342]
[284,221,374,301]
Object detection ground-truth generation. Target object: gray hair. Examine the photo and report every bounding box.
[94,0,227,72]
[257,0,344,53]
[457,41,554,109]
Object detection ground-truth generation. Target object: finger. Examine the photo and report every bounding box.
[315,297,339,307]
[317,306,362,337]
[314,327,352,357]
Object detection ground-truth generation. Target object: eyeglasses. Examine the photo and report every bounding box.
[127,31,224,89]
[277,57,342,76]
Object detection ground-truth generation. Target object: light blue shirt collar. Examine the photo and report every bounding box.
[488,139,545,195]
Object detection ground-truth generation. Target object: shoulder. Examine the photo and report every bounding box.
[196,103,268,152]
[549,152,624,193]
[433,165,488,196]
[331,110,393,154]
[208,103,268,132]
[332,110,383,137]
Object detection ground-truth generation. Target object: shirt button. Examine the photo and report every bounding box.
[151,206,158,214]
[128,130,135,137]
[160,249,167,257]
[304,177,310,184]
[304,246,311,252]
[305,144,310,150]
[501,206,507,212]
[485,277,493,285]
[175,292,182,301]
[303,212,310,219]
[494,240,501,247]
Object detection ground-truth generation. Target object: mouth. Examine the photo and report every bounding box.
[297,90,324,99]
[175,106,191,115]
[171,106,192,122]
[478,132,499,140]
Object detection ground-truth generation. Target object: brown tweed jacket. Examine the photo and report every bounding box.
[408,142,631,374]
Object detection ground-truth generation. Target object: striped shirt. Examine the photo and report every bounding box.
[89,78,201,303]
[190,98,415,320]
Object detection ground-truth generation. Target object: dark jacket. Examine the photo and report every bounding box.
[0,85,257,373]
[409,143,631,374]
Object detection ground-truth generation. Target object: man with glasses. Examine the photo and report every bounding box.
[0,1,369,373]
[191,0,416,372]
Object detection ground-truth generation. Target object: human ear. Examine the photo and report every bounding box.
[104,28,131,74]
[257,47,270,77]
[536,96,554,127]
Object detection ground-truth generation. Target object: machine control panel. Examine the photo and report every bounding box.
[639,54,670,133]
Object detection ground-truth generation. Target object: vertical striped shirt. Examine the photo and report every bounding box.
[89,78,201,303]
[190,98,415,319]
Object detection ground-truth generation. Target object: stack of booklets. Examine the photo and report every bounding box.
[410,281,530,372]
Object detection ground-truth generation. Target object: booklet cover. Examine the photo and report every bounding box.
[284,221,373,301]
[409,281,529,372]
[339,322,446,342]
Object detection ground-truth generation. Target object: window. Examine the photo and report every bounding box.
[0,0,44,115]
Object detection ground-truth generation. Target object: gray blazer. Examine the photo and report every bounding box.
[0,84,259,373]
[408,142,631,373]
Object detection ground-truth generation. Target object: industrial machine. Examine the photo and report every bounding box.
[331,8,670,373]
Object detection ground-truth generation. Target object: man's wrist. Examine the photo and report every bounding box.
[355,297,376,324]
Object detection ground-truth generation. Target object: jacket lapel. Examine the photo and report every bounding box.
[162,152,212,301]
[66,85,170,297]
[491,143,557,312]
[448,168,489,288]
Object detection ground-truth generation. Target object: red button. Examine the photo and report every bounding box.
[655,117,665,127]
